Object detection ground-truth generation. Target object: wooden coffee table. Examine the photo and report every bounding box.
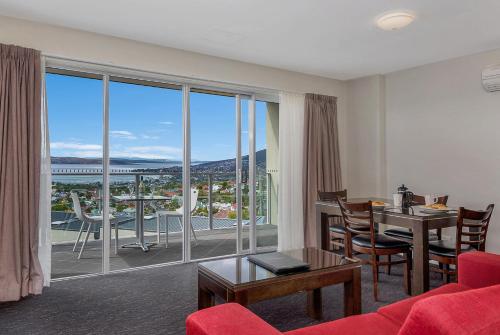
[197,247,361,319]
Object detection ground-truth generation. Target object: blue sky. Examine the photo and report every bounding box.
[47,73,268,161]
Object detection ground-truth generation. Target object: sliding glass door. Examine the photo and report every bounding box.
[47,62,277,279]
[189,89,238,260]
[47,71,104,278]
[108,78,183,271]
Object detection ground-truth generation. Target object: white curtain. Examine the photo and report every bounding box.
[38,56,52,286]
[277,92,305,251]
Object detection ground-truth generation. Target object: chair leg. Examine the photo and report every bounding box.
[404,251,412,295]
[444,264,451,284]
[191,221,198,244]
[73,220,86,252]
[371,255,379,301]
[78,222,93,259]
[439,263,444,279]
[386,255,392,275]
[436,228,442,240]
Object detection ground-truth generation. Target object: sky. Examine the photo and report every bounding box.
[46,73,269,162]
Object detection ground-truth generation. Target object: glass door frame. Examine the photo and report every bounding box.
[46,58,273,277]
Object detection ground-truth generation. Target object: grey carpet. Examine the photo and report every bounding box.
[0,258,444,335]
[52,229,277,278]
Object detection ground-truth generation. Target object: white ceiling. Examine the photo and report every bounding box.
[1,0,500,80]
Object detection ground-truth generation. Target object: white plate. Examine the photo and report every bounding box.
[372,203,390,208]
[418,205,453,213]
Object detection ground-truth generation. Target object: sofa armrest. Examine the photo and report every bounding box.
[186,303,282,335]
[458,252,500,289]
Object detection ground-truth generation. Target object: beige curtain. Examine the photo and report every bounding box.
[303,93,342,247]
[0,44,43,301]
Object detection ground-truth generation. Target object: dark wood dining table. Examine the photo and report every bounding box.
[315,197,458,295]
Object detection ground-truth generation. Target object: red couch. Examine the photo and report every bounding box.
[187,252,500,335]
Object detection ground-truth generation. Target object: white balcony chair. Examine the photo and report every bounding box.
[156,188,199,248]
[71,192,119,259]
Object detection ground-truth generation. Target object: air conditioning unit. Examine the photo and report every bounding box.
[482,65,500,92]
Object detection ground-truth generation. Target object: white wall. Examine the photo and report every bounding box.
[385,49,500,253]
[0,15,348,187]
[345,75,386,197]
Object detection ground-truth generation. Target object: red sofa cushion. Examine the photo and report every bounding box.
[378,283,469,326]
[398,284,500,335]
[186,303,282,335]
[459,252,500,289]
[285,313,399,335]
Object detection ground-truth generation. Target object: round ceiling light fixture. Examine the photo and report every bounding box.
[376,11,415,31]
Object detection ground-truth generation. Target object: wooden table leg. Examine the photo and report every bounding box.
[320,212,330,251]
[412,221,429,295]
[344,267,361,316]
[306,288,322,320]
[198,286,215,310]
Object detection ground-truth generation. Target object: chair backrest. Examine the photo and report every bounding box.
[318,189,347,202]
[456,204,494,254]
[412,194,448,206]
[175,188,199,214]
[70,191,84,221]
[190,188,199,212]
[338,199,376,257]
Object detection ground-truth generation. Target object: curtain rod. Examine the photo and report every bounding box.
[42,53,280,102]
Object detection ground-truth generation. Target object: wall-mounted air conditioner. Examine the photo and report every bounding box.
[482,65,500,92]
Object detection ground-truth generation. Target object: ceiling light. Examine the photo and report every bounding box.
[376,11,415,31]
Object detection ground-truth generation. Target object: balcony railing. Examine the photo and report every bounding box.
[51,168,270,234]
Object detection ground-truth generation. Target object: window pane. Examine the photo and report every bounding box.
[190,90,237,259]
[256,101,279,248]
[47,72,104,278]
[108,80,183,270]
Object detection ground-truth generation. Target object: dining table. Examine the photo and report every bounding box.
[315,197,458,295]
[113,194,170,251]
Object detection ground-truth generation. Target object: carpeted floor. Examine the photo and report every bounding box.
[0,258,444,335]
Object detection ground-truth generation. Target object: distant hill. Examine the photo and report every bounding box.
[51,149,267,174]
[186,149,266,174]
[51,157,182,165]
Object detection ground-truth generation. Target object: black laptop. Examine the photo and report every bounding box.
[247,252,310,274]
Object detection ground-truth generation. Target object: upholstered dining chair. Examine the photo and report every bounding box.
[338,199,412,301]
[429,204,494,283]
[384,195,449,241]
[317,189,347,250]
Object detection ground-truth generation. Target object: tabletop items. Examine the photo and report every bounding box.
[317,195,458,296]
[396,184,414,209]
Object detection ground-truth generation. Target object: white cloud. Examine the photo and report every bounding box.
[141,134,160,140]
[110,130,137,140]
[111,145,182,160]
[51,142,102,150]
[73,150,103,158]
[159,121,174,126]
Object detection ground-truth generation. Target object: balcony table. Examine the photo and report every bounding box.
[315,197,457,295]
[113,194,169,251]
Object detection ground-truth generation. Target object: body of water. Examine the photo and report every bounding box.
[52,162,182,184]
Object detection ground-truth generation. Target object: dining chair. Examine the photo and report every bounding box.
[338,199,412,301]
[156,188,199,247]
[384,195,448,241]
[71,191,119,259]
[429,204,494,283]
[318,189,347,250]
